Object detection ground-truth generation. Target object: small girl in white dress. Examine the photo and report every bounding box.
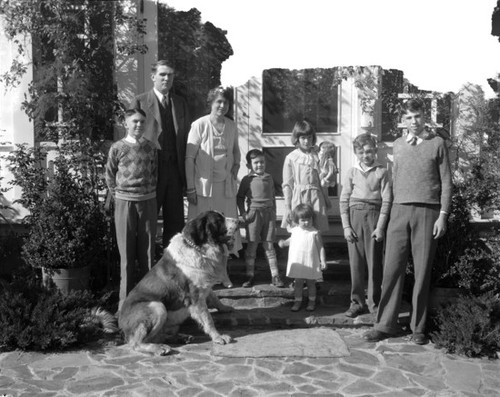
[278,204,326,312]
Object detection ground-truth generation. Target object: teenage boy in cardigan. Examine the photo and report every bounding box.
[363,99,452,345]
[105,109,158,311]
[340,134,392,318]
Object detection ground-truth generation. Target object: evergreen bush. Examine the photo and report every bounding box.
[8,142,109,271]
[431,293,500,358]
[0,274,114,351]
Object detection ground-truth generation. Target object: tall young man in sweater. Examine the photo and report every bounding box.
[363,99,452,345]
[106,109,158,310]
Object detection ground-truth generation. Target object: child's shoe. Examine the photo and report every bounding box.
[344,305,368,318]
[242,277,254,288]
[291,301,302,312]
[306,300,316,311]
[271,275,285,288]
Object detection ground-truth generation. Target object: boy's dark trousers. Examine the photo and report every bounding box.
[115,197,157,310]
[347,203,383,313]
[374,203,439,335]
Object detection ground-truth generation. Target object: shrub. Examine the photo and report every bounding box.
[427,185,500,295]
[8,141,109,271]
[445,241,500,296]
[0,274,114,352]
[22,189,107,270]
[431,293,500,358]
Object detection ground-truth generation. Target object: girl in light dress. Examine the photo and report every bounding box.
[281,120,329,232]
[281,120,330,288]
[278,204,326,312]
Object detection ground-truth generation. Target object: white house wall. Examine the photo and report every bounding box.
[0,24,34,222]
[234,70,382,238]
[114,0,158,140]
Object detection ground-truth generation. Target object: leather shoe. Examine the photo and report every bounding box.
[242,277,254,288]
[363,330,391,342]
[344,306,368,318]
[412,333,429,345]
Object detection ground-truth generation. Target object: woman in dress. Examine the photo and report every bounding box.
[185,86,242,255]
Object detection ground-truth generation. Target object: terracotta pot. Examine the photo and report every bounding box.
[42,266,91,294]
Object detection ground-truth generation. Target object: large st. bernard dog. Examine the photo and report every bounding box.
[118,211,237,355]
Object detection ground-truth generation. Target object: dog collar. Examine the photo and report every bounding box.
[183,236,203,252]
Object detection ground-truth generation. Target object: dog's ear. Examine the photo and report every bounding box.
[184,213,208,246]
[205,212,227,244]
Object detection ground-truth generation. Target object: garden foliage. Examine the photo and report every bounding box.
[8,141,109,270]
[0,274,114,351]
[431,293,500,358]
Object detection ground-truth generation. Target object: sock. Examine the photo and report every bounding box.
[245,258,255,278]
[265,249,279,277]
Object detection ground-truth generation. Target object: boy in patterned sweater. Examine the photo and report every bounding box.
[363,99,452,345]
[105,108,158,311]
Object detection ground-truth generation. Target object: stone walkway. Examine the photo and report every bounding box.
[0,257,498,396]
[0,324,498,397]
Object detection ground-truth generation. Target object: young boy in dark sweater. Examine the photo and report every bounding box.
[105,108,158,311]
[364,99,452,345]
[237,149,284,288]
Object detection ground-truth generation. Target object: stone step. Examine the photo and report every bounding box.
[227,256,351,285]
[211,281,412,330]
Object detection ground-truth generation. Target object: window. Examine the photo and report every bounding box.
[262,68,339,133]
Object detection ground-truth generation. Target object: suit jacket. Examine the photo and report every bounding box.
[130,90,190,187]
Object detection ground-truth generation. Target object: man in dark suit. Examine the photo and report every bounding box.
[130,59,190,248]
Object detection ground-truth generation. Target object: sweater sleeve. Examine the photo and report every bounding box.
[339,168,354,228]
[438,140,453,213]
[281,154,294,209]
[379,168,392,215]
[185,121,201,190]
[105,145,119,197]
[232,127,241,166]
[236,176,250,215]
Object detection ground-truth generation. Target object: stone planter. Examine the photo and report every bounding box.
[42,266,91,294]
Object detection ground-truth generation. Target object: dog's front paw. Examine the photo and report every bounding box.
[217,303,234,313]
[153,344,172,356]
[213,334,232,345]
[177,333,194,344]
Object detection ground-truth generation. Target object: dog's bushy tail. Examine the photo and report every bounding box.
[83,307,118,334]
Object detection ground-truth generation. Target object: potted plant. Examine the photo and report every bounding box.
[8,141,108,293]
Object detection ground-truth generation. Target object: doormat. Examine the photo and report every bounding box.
[211,327,350,358]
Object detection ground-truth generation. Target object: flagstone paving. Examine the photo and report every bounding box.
[0,323,498,397]
[1,256,498,396]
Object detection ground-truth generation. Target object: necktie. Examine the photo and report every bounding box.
[409,136,417,145]
[161,95,168,109]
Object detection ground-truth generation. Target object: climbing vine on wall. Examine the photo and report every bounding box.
[0,0,146,141]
